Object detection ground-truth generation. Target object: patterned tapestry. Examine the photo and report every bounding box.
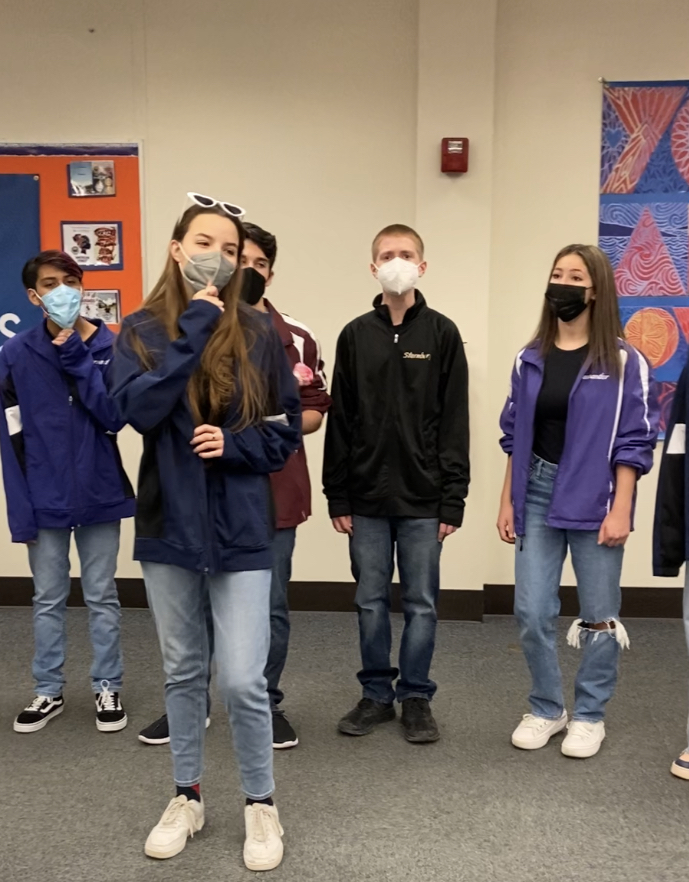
[599,80,689,434]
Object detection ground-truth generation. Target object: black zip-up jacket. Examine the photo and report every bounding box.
[323,292,470,526]
[653,359,689,576]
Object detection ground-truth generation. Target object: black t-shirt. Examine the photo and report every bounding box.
[532,344,589,465]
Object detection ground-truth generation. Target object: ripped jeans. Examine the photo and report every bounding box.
[514,456,627,723]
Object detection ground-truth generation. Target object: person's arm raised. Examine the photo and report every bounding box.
[110,288,222,434]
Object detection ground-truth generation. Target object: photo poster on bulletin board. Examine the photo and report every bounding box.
[0,144,142,345]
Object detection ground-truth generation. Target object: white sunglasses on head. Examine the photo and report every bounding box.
[187,192,246,220]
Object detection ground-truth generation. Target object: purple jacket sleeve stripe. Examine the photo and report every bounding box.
[499,348,525,455]
[636,347,652,435]
[610,345,658,476]
[607,349,627,462]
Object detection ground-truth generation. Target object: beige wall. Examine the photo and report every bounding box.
[416,0,497,592]
[0,0,686,589]
[488,0,689,589]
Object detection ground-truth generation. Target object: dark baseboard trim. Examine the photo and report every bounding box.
[483,584,683,619]
[0,577,150,609]
[286,582,484,622]
[0,579,682,621]
[0,578,483,621]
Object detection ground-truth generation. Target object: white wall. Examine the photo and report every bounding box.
[0,0,418,579]
[415,0,497,592]
[0,0,687,590]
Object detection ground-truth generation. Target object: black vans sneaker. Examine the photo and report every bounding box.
[14,694,65,733]
[337,698,396,736]
[95,682,128,732]
[272,711,299,749]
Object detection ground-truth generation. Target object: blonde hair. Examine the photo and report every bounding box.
[371,224,425,261]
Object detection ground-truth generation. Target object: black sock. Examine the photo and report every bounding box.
[177,784,201,803]
[246,796,274,807]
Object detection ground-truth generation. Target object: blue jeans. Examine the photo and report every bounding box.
[142,562,274,800]
[28,522,123,696]
[514,457,625,723]
[200,527,296,711]
[350,515,441,704]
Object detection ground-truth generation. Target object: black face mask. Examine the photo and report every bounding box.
[241,267,267,306]
[545,282,590,323]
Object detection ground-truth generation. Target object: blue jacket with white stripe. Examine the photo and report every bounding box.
[0,320,135,543]
[109,300,302,575]
[500,340,658,537]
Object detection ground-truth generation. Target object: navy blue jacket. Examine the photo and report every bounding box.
[653,359,689,576]
[0,320,135,542]
[110,300,302,574]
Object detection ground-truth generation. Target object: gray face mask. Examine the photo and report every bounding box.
[180,246,236,293]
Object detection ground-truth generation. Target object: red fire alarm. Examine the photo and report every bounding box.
[441,137,469,174]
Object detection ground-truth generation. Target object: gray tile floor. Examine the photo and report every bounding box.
[1,608,687,881]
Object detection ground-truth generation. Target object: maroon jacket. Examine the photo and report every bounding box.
[266,299,331,529]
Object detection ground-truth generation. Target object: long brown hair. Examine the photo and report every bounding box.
[124,205,267,429]
[530,244,624,376]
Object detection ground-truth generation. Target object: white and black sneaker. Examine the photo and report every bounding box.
[14,695,65,733]
[138,712,211,745]
[95,681,128,732]
[272,711,299,749]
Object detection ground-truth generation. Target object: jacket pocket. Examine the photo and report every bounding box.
[213,474,270,549]
[349,418,389,498]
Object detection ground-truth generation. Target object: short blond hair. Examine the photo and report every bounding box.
[371,224,425,261]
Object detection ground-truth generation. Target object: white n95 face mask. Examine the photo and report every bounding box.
[375,257,420,296]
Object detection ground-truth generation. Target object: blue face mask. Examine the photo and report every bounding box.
[38,284,83,329]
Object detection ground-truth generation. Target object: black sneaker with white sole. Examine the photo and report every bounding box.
[138,712,211,745]
[14,695,65,733]
[95,682,128,732]
[272,711,299,749]
[139,713,171,745]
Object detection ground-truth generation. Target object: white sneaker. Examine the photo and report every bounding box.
[671,753,689,780]
[511,711,568,750]
[244,803,284,872]
[561,721,605,758]
[144,796,205,859]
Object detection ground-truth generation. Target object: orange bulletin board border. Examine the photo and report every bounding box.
[0,144,143,328]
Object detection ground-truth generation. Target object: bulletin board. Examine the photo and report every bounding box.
[0,143,142,341]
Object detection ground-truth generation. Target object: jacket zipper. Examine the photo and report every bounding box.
[68,392,79,527]
[387,328,401,499]
[202,464,213,575]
